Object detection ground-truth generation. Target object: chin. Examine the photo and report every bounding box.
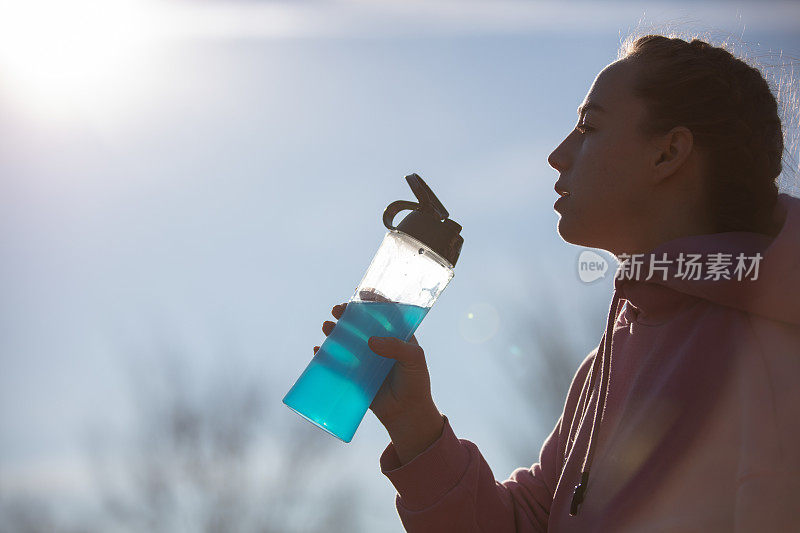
[556,216,603,250]
[556,216,584,245]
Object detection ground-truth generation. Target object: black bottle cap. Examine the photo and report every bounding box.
[382,173,464,268]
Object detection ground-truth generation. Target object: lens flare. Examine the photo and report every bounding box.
[458,302,500,343]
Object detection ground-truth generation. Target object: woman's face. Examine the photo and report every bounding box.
[548,59,659,256]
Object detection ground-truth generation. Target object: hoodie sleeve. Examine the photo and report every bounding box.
[379,414,563,532]
[378,350,598,533]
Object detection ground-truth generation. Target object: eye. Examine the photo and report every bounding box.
[574,111,595,134]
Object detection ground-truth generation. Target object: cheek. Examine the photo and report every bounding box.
[579,134,647,202]
[561,135,649,243]
[573,139,622,197]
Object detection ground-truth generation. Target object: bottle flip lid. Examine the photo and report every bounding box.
[382,173,464,267]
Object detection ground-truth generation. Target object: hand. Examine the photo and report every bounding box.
[316,298,444,464]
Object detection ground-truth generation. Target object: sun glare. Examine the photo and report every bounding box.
[0,0,157,118]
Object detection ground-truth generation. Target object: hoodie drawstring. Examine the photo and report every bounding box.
[570,290,623,516]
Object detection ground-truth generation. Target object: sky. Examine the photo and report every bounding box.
[1,1,799,530]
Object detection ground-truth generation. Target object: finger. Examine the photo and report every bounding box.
[322,321,335,336]
[359,289,390,303]
[313,346,320,354]
[408,334,419,346]
[332,303,348,319]
[367,337,426,368]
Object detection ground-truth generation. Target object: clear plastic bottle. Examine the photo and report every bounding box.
[283,174,464,442]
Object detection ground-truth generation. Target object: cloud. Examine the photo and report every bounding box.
[145,1,800,41]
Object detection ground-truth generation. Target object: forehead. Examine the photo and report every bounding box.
[579,60,640,116]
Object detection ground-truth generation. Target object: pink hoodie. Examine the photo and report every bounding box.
[380,193,800,532]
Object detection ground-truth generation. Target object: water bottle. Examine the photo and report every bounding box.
[283,173,464,443]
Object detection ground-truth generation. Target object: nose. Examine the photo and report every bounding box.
[547,133,572,172]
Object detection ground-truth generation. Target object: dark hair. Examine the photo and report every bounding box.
[619,34,784,235]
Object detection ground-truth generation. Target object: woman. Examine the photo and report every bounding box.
[319,34,800,532]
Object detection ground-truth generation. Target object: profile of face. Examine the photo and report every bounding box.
[547,59,704,257]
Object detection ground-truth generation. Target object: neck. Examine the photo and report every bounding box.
[615,201,716,258]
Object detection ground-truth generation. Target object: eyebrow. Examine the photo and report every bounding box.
[577,102,606,116]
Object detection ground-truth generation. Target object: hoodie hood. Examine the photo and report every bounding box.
[569,192,800,516]
[615,192,800,327]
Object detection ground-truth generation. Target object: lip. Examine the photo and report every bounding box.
[554,182,570,210]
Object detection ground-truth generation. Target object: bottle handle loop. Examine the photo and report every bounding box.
[383,200,419,230]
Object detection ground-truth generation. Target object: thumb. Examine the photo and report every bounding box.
[368,337,425,368]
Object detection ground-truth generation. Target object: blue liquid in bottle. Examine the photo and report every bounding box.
[283,300,430,442]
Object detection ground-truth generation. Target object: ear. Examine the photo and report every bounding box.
[651,126,694,183]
